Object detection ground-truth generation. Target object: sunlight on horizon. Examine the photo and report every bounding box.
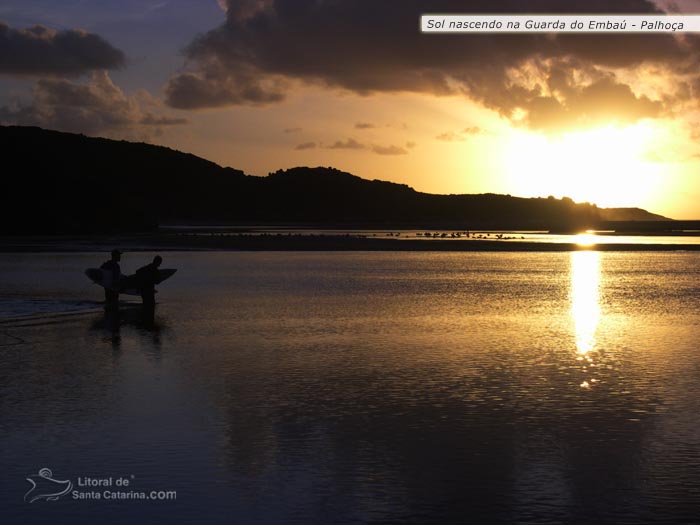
[575,232,597,247]
[503,123,665,209]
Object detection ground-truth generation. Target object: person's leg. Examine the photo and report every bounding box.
[141,289,155,308]
[105,289,118,309]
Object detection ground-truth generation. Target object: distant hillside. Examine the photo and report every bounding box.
[598,207,670,221]
[0,126,669,234]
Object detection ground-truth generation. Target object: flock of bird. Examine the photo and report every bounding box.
[179,231,526,240]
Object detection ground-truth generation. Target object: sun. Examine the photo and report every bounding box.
[503,122,665,208]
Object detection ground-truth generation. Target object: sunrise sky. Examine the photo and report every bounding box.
[1,0,699,218]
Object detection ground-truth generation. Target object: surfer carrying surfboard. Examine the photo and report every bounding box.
[100,249,122,308]
[135,255,163,308]
[86,256,175,307]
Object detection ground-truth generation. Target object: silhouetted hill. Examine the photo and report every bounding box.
[1,126,247,233]
[598,207,670,221]
[0,126,670,234]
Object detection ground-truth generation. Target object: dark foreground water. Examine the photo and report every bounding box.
[1,251,699,524]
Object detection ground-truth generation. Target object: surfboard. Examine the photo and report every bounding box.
[85,268,177,296]
[151,268,177,285]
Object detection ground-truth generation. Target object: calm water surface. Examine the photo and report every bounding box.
[1,251,699,523]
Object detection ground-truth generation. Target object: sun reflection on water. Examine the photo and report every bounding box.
[570,251,601,388]
[575,232,597,247]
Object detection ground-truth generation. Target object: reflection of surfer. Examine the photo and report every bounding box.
[100,249,122,308]
[135,255,163,308]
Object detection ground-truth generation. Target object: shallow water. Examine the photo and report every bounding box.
[1,251,699,523]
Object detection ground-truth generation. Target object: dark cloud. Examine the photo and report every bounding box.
[294,141,316,150]
[165,0,700,132]
[571,77,660,124]
[0,71,186,138]
[164,57,286,109]
[0,22,125,76]
[325,138,365,150]
[355,122,376,129]
[140,113,188,126]
[284,127,302,133]
[437,126,482,141]
[371,144,408,155]
[321,138,410,155]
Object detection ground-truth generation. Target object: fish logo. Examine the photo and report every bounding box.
[24,468,72,503]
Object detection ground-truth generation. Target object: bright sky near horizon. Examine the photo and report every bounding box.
[1,0,699,218]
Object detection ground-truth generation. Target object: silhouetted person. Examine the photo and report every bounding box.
[100,249,122,309]
[135,255,162,309]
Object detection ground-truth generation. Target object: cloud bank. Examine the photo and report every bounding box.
[319,137,409,155]
[0,21,187,138]
[164,0,700,132]
[437,126,483,141]
[0,22,125,76]
[0,71,186,139]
